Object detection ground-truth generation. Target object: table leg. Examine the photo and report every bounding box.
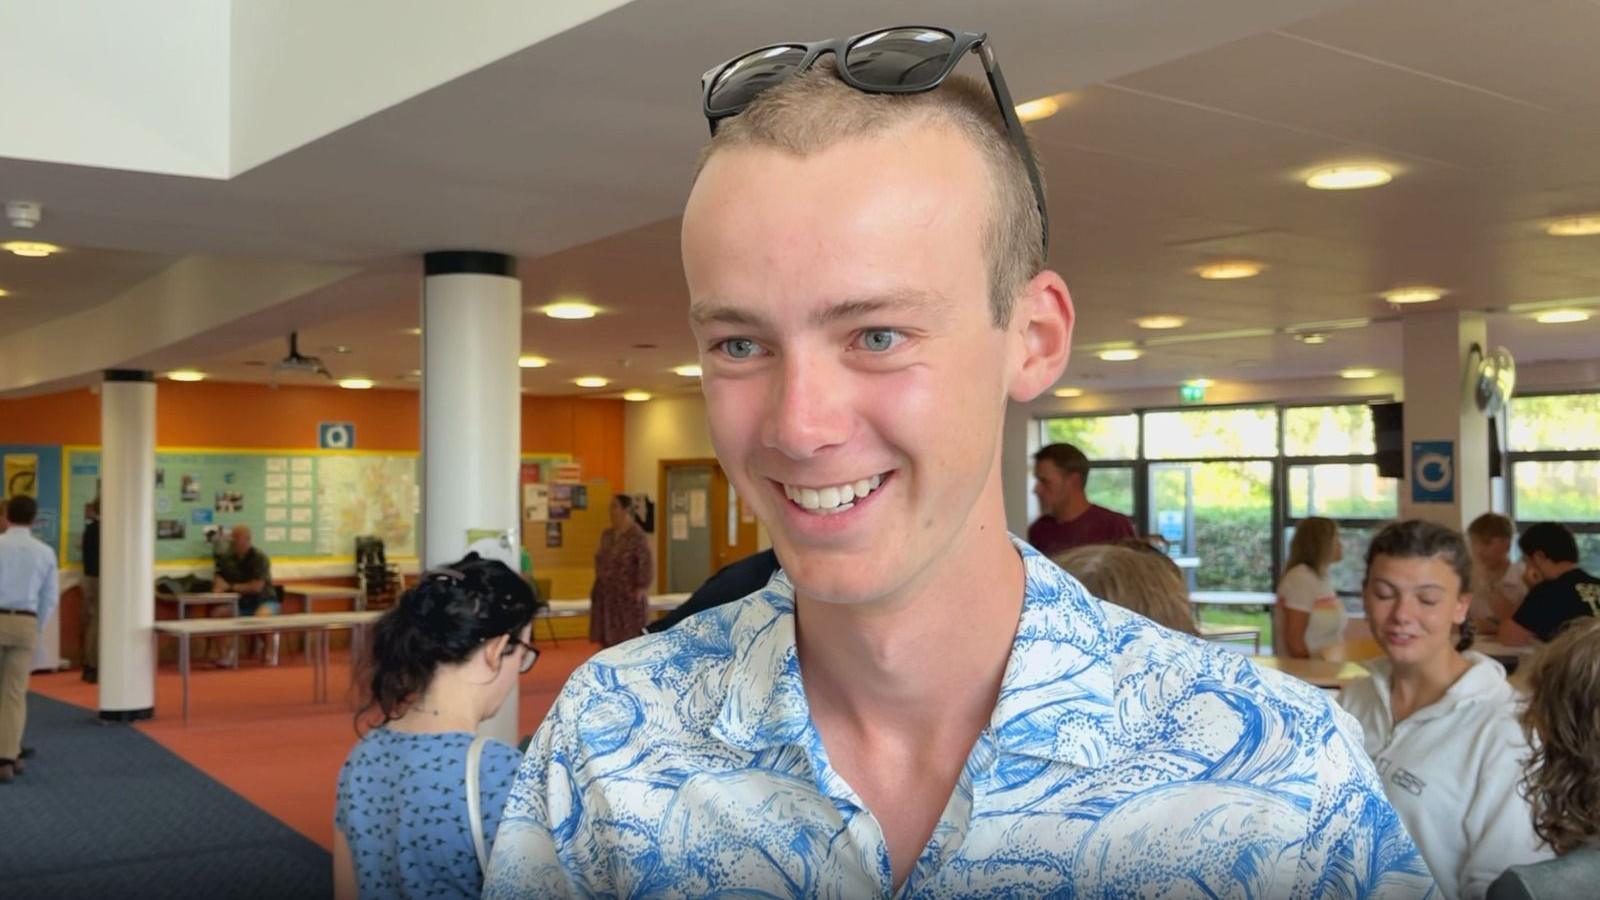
[180,633,191,726]
[1254,632,1261,654]
[230,599,241,669]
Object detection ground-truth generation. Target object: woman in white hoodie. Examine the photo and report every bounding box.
[1339,519,1553,900]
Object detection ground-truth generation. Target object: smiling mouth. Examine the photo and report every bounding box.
[779,472,890,515]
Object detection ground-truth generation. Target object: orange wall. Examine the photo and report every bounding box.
[0,383,624,485]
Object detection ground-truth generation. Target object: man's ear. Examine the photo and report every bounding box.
[1008,269,1075,403]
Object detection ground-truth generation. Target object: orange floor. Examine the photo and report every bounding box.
[28,639,600,851]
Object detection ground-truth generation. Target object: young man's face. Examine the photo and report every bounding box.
[683,121,1049,606]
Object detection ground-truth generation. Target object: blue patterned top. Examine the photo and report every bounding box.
[336,728,521,899]
[485,539,1436,898]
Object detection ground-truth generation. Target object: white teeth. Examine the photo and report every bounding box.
[782,472,886,513]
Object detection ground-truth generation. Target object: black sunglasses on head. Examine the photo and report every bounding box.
[701,25,1049,253]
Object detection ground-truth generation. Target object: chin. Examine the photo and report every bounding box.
[778,544,906,606]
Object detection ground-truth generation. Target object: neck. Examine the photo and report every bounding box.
[1388,649,1470,721]
[1057,493,1092,521]
[795,486,1022,739]
[388,671,482,734]
[1547,562,1579,579]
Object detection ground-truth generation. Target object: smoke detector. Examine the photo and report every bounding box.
[6,201,42,229]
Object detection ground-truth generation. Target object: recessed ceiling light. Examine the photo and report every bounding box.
[1135,314,1188,330]
[338,378,375,390]
[673,364,702,378]
[542,301,599,320]
[0,287,9,298]
[1015,95,1062,123]
[1305,165,1392,191]
[166,370,206,382]
[622,390,653,402]
[1185,378,1214,388]
[1052,387,1083,398]
[1545,215,1600,237]
[1339,368,1378,380]
[405,327,422,336]
[1383,285,1445,305]
[1098,348,1143,362]
[518,355,549,369]
[574,376,609,388]
[1196,260,1263,280]
[1535,309,1591,324]
[1295,333,1329,345]
[2,241,61,258]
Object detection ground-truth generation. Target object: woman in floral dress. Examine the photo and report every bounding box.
[590,495,653,646]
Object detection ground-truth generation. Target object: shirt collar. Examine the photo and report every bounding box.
[710,538,1121,769]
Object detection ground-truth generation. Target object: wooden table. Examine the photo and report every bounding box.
[1198,622,1262,653]
[154,610,382,724]
[279,583,365,612]
[537,593,691,643]
[1248,655,1370,690]
[158,591,242,666]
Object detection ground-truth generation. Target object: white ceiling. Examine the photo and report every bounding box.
[2,0,1599,399]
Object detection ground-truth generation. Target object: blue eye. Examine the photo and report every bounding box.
[859,329,900,352]
[720,338,760,359]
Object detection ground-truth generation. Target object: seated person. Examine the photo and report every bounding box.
[1055,544,1197,635]
[1499,523,1600,646]
[1279,517,1345,659]
[1489,617,1600,898]
[646,548,780,633]
[336,553,540,900]
[213,524,278,616]
[1339,520,1552,899]
[1467,513,1528,635]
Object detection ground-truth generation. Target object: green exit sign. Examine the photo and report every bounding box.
[1179,383,1206,405]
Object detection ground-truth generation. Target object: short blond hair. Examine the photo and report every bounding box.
[696,61,1045,327]
[1056,544,1198,636]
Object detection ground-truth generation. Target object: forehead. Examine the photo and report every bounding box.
[1370,554,1460,588]
[682,121,992,313]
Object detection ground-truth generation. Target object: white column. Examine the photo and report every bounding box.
[1399,310,1491,530]
[99,370,156,720]
[421,251,522,744]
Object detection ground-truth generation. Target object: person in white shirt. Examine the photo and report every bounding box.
[1467,513,1527,636]
[0,495,60,782]
[1340,519,1553,899]
[1279,516,1345,658]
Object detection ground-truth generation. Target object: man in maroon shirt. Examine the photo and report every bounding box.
[1028,443,1136,557]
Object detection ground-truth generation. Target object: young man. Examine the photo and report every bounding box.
[1500,522,1600,645]
[1466,512,1527,635]
[0,496,60,783]
[1028,442,1136,556]
[487,28,1432,897]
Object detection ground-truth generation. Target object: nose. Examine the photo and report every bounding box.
[762,352,852,460]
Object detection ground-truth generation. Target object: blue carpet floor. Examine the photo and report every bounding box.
[0,693,330,899]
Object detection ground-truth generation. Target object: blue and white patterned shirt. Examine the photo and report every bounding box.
[486,539,1436,898]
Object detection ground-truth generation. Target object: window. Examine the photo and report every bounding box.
[1041,414,1138,460]
[1144,407,1278,459]
[1086,466,1135,517]
[1507,393,1600,573]
[1284,405,1375,456]
[1288,464,1397,520]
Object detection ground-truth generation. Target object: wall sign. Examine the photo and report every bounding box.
[1411,440,1455,504]
[318,421,355,449]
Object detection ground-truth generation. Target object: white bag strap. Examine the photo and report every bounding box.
[465,733,490,874]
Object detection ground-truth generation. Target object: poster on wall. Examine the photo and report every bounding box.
[572,485,588,510]
[181,475,201,502]
[4,453,38,497]
[545,521,563,548]
[549,484,572,521]
[156,519,186,540]
[671,513,689,542]
[523,483,549,522]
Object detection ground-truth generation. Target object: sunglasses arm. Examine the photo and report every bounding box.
[978,43,1051,255]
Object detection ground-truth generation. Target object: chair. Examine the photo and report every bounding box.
[355,536,402,611]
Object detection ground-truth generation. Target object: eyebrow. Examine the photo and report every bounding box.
[689,288,954,330]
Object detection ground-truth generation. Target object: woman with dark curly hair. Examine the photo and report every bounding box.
[1339,520,1552,899]
[333,553,542,899]
[1489,616,1600,898]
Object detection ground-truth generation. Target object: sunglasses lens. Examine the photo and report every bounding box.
[708,45,808,115]
[845,28,957,90]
